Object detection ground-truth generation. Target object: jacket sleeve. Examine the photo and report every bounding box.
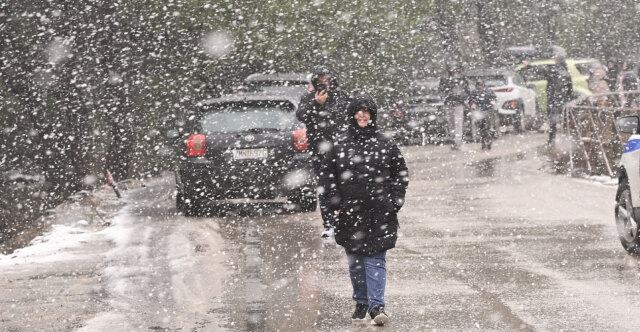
[389,144,409,212]
[296,93,324,124]
[318,144,341,211]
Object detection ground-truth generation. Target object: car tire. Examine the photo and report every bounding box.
[533,100,544,131]
[615,178,640,254]
[289,187,317,212]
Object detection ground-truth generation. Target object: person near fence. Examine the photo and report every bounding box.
[546,57,573,146]
[616,60,639,107]
[588,68,612,105]
[319,93,409,326]
[604,58,619,92]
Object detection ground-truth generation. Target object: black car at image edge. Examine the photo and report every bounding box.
[174,92,316,216]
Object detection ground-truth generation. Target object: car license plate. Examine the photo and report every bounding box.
[232,148,268,160]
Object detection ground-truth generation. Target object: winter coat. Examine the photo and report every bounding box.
[439,74,470,106]
[296,66,351,155]
[319,94,409,256]
[546,64,573,112]
[588,68,610,95]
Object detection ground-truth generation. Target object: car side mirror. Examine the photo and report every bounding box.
[617,116,640,134]
[526,84,536,89]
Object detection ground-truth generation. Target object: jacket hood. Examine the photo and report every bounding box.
[311,65,339,90]
[348,94,378,129]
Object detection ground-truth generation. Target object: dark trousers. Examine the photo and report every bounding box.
[548,109,562,145]
[312,154,333,229]
[478,116,493,148]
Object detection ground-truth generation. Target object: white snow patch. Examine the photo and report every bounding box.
[75,312,135,332]
[574,175,618,187]
[0,224,96,266]
[98,210,154,302]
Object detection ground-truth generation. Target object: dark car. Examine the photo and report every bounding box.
[388,78,447,145]
[174,92,316,216]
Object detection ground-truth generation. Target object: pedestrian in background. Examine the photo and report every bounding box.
[469,80,497,150]
[296,65,351,238]
[545,57,573,147]
[588,68,612,105]
[439,61,470,150]
[604,58,619,92]
[319,93,409,326]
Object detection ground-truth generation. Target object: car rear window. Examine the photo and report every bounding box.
[199,102,295,133]
[574,62,605,75]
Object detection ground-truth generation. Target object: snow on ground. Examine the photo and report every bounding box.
[0,178,229,331]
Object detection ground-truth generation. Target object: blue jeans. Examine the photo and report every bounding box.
[346,250,387,312]
[312,154,333,229]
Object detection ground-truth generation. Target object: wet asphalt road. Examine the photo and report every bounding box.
[2,131,640,331]
[207,132,637,331]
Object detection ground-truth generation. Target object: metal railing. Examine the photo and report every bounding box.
[561,91,640,177]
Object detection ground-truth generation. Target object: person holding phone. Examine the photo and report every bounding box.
[296,65,351,237]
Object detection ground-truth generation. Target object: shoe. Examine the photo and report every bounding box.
[351,303,369,322]
[370,306,390,326]
[321,227,334,238]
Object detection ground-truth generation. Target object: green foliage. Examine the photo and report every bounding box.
[1,0,640,214]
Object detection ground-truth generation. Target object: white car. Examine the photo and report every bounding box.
[464,68,541,132]
[615,115,640,253]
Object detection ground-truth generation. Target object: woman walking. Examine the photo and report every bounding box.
[319,93,409,325]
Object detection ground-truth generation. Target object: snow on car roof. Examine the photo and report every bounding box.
[197,92,301,109]
[244,72,311,84]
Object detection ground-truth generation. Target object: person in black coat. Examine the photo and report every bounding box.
[546,58,573,146]
[319,93,409,326]
[296,65,351,236]
[469,80,497,150]
[439,61,470,150]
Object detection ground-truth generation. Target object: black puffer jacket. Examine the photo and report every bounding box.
[546,62,573,110]
[296,66,351,155]
[319,94,409,256]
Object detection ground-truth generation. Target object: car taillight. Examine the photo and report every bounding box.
[392,105,404,118]
[293,129,308,152]
[493,87,514,93]
[186,134,206,156]
[503,100,518,109]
